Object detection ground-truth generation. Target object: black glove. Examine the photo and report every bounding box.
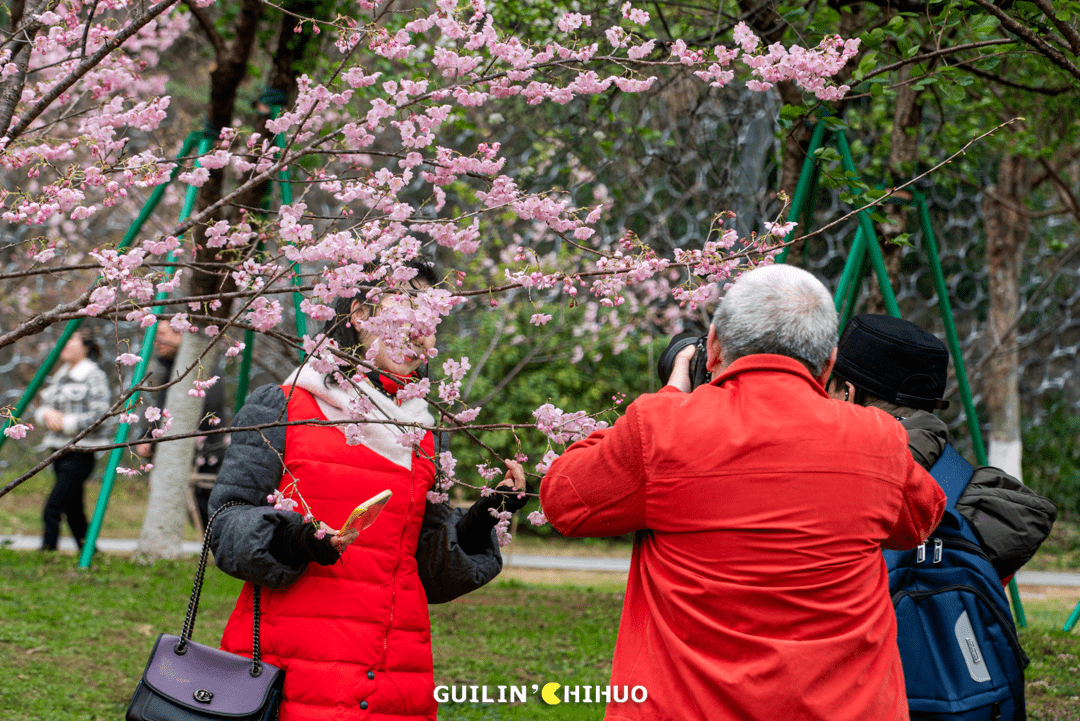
[456,485,530,555]
[268,519,340,568]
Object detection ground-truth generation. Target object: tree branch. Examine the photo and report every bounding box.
[0,286,95,350]
[0,36,33,138]
[1036,156,1080,224]
[1031,0,1080,56]
[968,0,1080,84]
[791,117,1023,245]
[5,0,183,143]
[862,39,1015,81]
[951,58,1072,95]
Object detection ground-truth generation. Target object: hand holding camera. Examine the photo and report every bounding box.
[657,332,711,392]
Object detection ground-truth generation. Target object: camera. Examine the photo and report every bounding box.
[657,332,711,390]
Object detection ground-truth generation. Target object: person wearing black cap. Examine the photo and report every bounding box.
[829,314,1057,582]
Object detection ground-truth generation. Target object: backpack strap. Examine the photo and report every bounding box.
[884,443,977,569]
[927,443,975,509]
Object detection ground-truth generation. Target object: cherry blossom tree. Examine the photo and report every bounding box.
[0,0,858,559]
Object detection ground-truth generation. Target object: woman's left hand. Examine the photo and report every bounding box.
[324,522,360,553]
[498,459,525,492]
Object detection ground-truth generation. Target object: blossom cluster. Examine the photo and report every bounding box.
[0,1,858,527]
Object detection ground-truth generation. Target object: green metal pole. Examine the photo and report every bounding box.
[833,227,866,314]
[0,132,200,453]
[777,121,829,265]
[79,133,214,568]
[234,330,255,415]
[839,243,869,333]
[914,195,986,463]
[1065,601,1080,633]
[803,161,823,238]
[913,194,1027,627]
[834,131,900,318]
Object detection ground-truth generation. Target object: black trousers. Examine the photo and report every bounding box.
[41,451,96,550]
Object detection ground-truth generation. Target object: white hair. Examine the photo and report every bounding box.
[711,264,838,376]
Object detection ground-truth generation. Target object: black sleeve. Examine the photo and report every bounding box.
[268,520,340,568]
[208,384,312,589]
[415,501,503,604]
[455,486,530,554]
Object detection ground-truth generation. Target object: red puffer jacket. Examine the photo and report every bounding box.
[221,387,437,721]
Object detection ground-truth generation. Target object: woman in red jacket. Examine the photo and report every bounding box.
[209,261,526,721]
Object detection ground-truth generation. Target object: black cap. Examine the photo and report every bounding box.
[833,314,950,411]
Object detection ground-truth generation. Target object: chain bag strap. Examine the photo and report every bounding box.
[126,501,284,721]
[174,500,265,675]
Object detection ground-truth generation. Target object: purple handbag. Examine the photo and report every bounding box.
[126,503,284,721]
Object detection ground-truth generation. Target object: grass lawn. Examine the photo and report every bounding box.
[0,545,1077,720]
[3,473,1079,718]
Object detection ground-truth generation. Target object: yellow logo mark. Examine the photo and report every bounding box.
[541,682,562,705]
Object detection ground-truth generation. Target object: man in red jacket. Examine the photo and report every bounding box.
[541,264,946,721]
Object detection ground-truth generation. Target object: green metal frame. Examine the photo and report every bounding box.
[2,116,311,567]
[75,122,308,566]
[1066,600,1080,633]
[779,120,1028,627]
[0,132,201,454]
[78,132,216,567]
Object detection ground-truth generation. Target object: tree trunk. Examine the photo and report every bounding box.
[136,0,263,560]
[135,333,220,559]
[136,0,329,560]
[868,63,922,314]
[981,155,1028,480]
[188,0,266,302]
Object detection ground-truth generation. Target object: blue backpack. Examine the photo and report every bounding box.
[883,445,1029,720]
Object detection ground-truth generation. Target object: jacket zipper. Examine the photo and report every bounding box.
[379,451,418,670]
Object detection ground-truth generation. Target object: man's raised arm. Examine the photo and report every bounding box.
[541,402,649,538]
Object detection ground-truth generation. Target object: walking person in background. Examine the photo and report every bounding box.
[33,331,112,551]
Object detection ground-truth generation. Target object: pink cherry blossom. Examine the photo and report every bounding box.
[4,423,32,439]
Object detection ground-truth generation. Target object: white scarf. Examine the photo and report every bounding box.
[284,365,434,470]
